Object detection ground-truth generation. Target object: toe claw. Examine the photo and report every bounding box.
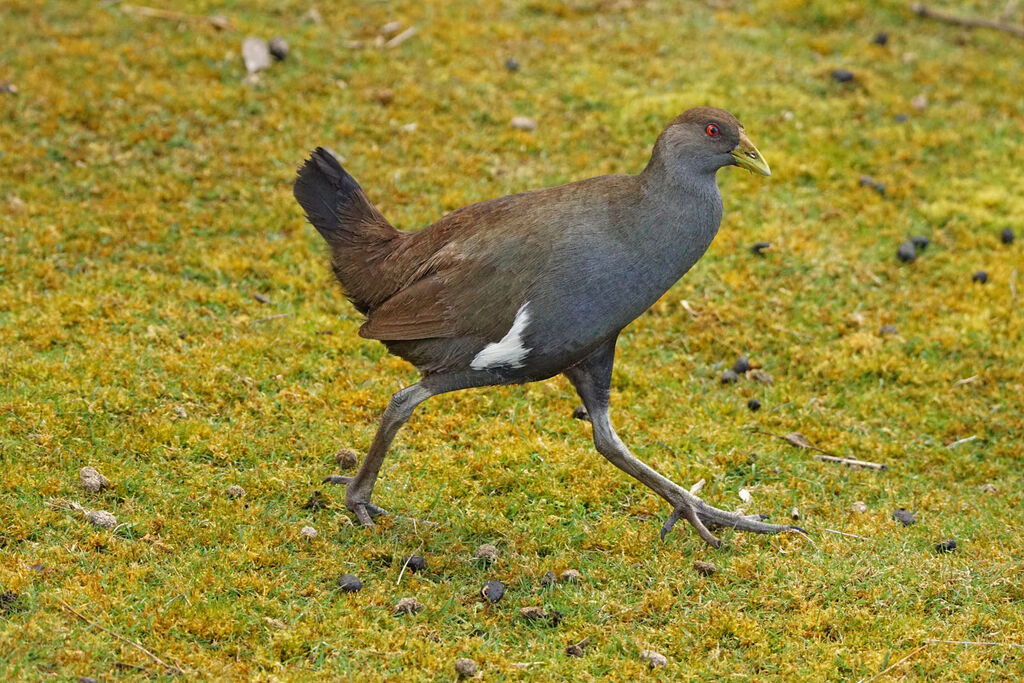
[660,507,685,541]
[323,475,352,485]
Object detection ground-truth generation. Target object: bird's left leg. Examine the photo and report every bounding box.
[564,337,803,547]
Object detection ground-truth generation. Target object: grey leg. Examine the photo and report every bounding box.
[564,337,804,547]
[324,370,500,527]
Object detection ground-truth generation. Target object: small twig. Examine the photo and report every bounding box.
[384,26,417,48]
[924,638,1024,649]
[771,324,813,340]
[751,429,885,470]
[858,643,930,683]
[396,541,425,586]
[946,435,978,449]
[121,4,230,30]
[813,454,888,471]
[910,3,1024,38]
[823,527,871,541]
[252,313,293,324]
[689,478,705,494]
[57,599,185,675]
[953,375,979,386]
[510,662,546,669]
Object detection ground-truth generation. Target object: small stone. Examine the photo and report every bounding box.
[505,57,520,72]
[751,241,772,255]
[572,405,591,422]
[0,80,19,95]
[693,560,717,576]
[303,7,323,24]
[1000,227,1015,244]
[559,569,582,584]
[566,639,588,657]
[394,597,424,615]
[850,501,868,513]
[540,570,557,587]
[972,271,988,284]
[747,398,761,412]
[873,182,886,196]
[226,484,245,499]
[474,544,500,564]
[732,356,751,374]
[935,538,957,553]
[981,483,997,494]
[831,68,854,83]
[897,241,917,263]
[859,175,875,187]
[374,88,394,106]
[268,36,289,61]
[402,555,426,572]
[454,658,479,678]
[520,606,547,621]
[78,678,98,683]
[337,573,363,592]
[242,37,272,74]
[879,324,899,336]
[264,617,288,630]
[640,649,668,669]
[721,369,739,384]
[790,507,800,521]
[86,510,117,529]
[892,508,916,525]
[749,369,774,385]
[480,580,505,603]
[0,590,19,613]
[510,116,537,131]
[208,15,231,31]
[872,32,889,46]
[910,235,930,251]
[911,94,928,111]
[79,466,110,493]
[302,490,329,510]
[893,113,908,122]
[300,526,318,539]
[334,448,359,469]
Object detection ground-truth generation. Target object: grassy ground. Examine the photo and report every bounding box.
[2,0,1023,679]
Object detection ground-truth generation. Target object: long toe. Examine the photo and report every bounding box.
[323,475,353,485]
[662,495,807,547]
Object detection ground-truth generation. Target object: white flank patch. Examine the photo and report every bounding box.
[471,302,532,370]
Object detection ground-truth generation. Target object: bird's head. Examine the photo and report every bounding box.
[647,106,771,182]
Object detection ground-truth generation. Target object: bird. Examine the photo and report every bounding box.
[294,106,804,547]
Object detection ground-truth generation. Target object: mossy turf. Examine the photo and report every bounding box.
[2,0,1023,679]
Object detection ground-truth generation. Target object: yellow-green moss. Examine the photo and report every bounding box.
[1,0,1022,679]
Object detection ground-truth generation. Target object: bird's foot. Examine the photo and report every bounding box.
[660,494,808,548]
[321,476,388,527]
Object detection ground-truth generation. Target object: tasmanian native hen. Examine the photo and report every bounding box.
[294,107,804,547]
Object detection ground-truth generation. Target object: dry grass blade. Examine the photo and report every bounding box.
[857,643,930,683]
[813,454,888,471]
[910,3,1024,38]
[57,599,185,675]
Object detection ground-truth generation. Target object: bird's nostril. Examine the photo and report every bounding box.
[746,152,758,159]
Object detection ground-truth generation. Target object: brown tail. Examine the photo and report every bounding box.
[294,147,405,314]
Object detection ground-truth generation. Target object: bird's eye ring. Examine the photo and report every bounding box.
[706,124,720,137]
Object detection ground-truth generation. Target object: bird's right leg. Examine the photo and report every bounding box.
[323,370,501,527]
[323,383,435,526]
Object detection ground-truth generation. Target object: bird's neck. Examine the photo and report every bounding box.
[635,165,724,278]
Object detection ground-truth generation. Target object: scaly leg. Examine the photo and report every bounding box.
[564,337,805,547]
[323,371,499,527]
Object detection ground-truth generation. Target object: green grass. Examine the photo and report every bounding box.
[2,0,1023,679]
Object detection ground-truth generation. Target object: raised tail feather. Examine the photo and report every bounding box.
[294,147,405,315]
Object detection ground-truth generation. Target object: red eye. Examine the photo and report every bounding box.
[706,124,720,137]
